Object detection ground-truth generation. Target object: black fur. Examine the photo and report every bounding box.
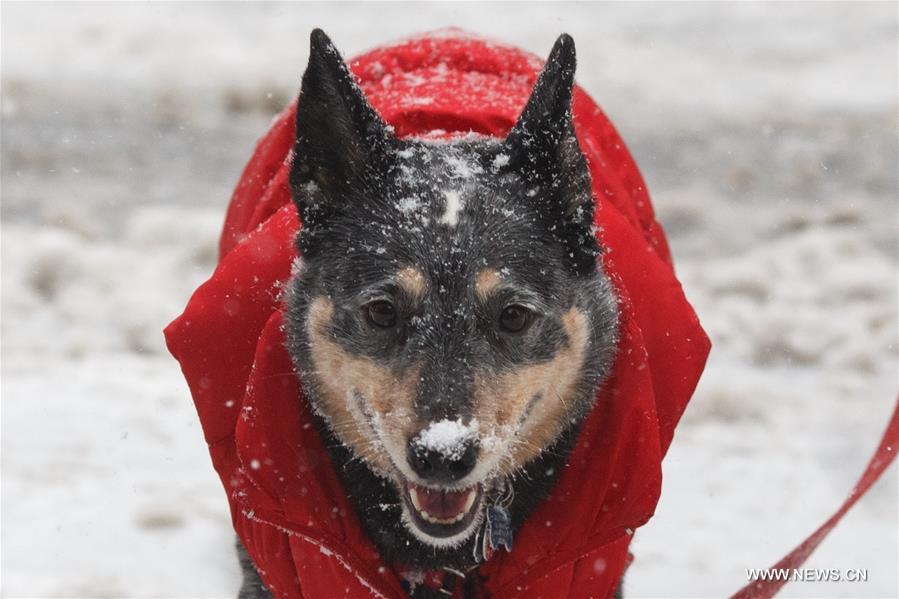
[236,539,271,599]
[239,29,621,596]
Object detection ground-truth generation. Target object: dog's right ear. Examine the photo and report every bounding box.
[289,29,394,224]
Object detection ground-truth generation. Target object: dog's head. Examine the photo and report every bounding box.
[285,30,618,557]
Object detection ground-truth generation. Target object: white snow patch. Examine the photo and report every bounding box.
[397,196,422,214]
[492,153,510,171]
[301,180,319,194]
[445,155,483,179]
[439,190,463,227]
[415,418,479,460]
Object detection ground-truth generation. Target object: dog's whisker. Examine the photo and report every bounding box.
[258,371,300,381]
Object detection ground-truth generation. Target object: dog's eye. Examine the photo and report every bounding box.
[366,300,397,329]
[498,304,531,334]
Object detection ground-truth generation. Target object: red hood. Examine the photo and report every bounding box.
[165,31,710,598]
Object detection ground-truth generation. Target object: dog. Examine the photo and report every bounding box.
[236,29,620,598]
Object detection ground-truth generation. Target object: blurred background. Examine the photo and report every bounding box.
[2,2,896,597]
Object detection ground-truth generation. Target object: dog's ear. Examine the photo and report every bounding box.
[504,34,592,220]
[506,34,598,274]
[289,29,394,222]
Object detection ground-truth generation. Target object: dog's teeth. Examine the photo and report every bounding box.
[420,510,464,525]
[461,488,476,513]
[409,487,423,512]
[408,484,479,525]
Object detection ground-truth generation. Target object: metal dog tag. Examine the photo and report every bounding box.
[486,504,513,553]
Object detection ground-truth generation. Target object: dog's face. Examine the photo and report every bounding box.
[285,30,618,558]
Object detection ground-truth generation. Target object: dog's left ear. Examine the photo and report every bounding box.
[505,34,592,220]
[290,29,395,223]
[506,34,598,274]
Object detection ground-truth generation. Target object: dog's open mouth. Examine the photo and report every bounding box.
[402,481,483,538]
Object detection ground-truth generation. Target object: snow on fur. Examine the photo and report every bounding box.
[414,418,479,460]
[438,190,463,227]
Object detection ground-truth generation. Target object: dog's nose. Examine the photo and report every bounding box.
[406,439,478,483]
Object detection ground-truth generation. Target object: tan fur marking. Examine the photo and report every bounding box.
[474,268,503,301]
[396,266,427,301]
[306,298,420,473]
[473,307,590,472]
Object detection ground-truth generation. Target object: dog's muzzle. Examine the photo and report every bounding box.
[399,431,484,540]
[402,480,483,539]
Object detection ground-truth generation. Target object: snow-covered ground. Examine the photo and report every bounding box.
[2,3,896,597]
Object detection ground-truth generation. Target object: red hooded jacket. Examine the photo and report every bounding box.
[165,32,711,598]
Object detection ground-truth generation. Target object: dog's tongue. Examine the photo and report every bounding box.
[409,483,474,519]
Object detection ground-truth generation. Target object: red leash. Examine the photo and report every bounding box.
[731,396,899,598]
